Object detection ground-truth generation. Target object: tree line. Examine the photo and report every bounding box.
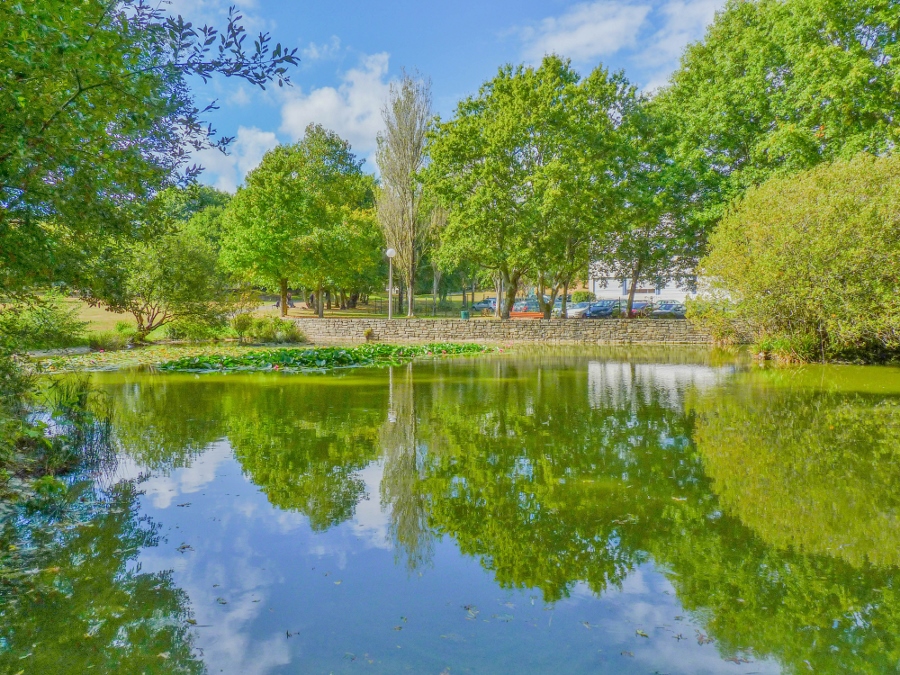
[1,0,898,347]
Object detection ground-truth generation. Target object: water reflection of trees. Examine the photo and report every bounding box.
[0,481,203,674]
[379,364,434,571]
[413,358,704,601]
[691,373,900,568]
[104,374,386,530]
[100,358,900,673]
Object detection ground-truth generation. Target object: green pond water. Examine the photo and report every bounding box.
[3,347,900,674]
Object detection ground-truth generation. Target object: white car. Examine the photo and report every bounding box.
[565,301,594,318]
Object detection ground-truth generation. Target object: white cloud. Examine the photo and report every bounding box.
[302,36,342,62]
[227,86,252,106]
[195,126,279,192]
[279,53,392,162]
[520,1,651,63]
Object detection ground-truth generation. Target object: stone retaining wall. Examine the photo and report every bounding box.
[293,317,717,345]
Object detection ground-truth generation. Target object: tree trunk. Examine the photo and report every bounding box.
[432,268,439,316]
[326,290,332,310]
[561,281,568,320]
[407,276,415,317]
[501,270,519,320]
[280,278,288,317]
[398,282,404,315]
[495,275,502,318]
[626,262,641,318]
[317,284,325,318]
[461,286,467,311]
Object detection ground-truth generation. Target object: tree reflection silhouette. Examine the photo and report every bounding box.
[0,481,203,674]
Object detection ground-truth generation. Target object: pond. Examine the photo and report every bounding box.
[3,347,900,674]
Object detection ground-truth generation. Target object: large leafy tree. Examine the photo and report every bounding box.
[0,0,298,294]
[426,56,631,318]
[658,0,899,225]
[590,103,701,315]
[221,125,374,317]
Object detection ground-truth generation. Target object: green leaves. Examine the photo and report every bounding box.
[659,0,899,221]
[219,125,380,301]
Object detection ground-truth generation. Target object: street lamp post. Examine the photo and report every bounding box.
[386,248,396,319]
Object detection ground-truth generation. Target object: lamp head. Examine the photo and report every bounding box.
[386,248,396,258]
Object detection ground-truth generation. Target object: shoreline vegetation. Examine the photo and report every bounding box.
[157,343,498,373]
[32,342,499,374]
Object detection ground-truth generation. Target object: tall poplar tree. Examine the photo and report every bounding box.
[376,72,433,317]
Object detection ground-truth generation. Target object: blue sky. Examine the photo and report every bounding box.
[171,0,725,191]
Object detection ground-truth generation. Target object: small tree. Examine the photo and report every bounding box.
[87,228,228,340]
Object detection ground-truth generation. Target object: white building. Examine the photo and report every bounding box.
[586,275,697,304]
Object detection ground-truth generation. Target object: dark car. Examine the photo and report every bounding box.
[650,302,687,319]
[624,301,653,318]
[583,299,620,319]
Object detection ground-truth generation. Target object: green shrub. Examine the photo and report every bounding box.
[684,297,741,345]
[88,331,131,351]
[571,291,596,304]
[0,292,87,350]
[164,318,226,341]
[231,313,254,342]
[248,317,306,344]
[698,153,900,362]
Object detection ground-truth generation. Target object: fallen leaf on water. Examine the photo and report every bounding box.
[636,629,649,638]
[186,619,197,625]
[393,626,403,631]
[216,597,227,605]
[581,621,592,629]
[157,652,170,660]
[621,651,634,657]
[334,580,342,585]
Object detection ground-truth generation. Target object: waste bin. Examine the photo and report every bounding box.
[460,310,470,320]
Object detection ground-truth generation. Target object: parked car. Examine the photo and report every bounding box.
[565,301,593,318]
[512,298,542,313]
[471,297,497,312]
[650,302,686,319]
[583,299,620,319]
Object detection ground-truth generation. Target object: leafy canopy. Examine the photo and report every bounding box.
[658,0,899,224]
[0,0,298,293]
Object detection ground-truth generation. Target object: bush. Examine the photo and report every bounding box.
[698,153,900,362]
[88,331,131,352]
[0,291,87,350]
[164,317,226,341]
[684,297,741,345]
[231,313,254,342]
[247,317,306,344]
[571,291,596,304]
